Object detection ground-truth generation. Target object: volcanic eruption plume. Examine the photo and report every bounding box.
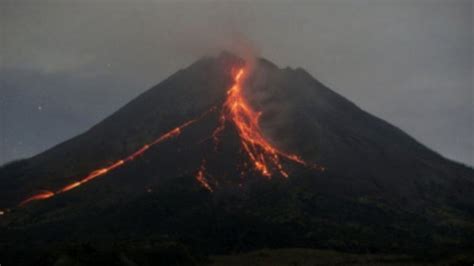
[17,64,323,207]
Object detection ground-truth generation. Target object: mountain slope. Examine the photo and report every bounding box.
[0,52,473,258]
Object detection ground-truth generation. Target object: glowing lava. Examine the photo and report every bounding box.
[19,190,55,206]
[17,64,323,208]
[19,112,211,206]
[208,67,318,179]
[195,161,213,192]
[193,66,323,191]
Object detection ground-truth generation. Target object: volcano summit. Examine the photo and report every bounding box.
[1,52,473,263]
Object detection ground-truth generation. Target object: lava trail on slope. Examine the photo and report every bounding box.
[19,109,215,206]
[195,67,324,189]
[17,65,323,208]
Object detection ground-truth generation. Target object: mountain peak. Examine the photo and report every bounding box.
[1,54,473,256]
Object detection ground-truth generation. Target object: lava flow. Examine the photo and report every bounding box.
[195,160,213,192]
[17,64,322,208]
[19,112,212,206]
[200,67,320,184]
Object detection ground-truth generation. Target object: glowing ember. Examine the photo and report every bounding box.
[195,161,213,192]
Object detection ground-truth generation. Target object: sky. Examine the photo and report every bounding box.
[0,0,472,166]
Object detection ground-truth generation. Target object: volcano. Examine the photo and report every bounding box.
[1,52,473,262]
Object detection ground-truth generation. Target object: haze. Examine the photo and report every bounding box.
[0,0,472,166]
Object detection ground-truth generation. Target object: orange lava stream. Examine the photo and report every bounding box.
[17,65,323,207]
[19,112,211,207]
[195,161,213,192]
[194,66,322,190]
[221,68,311,178]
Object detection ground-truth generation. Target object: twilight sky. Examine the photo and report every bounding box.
[0,0,472,166]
